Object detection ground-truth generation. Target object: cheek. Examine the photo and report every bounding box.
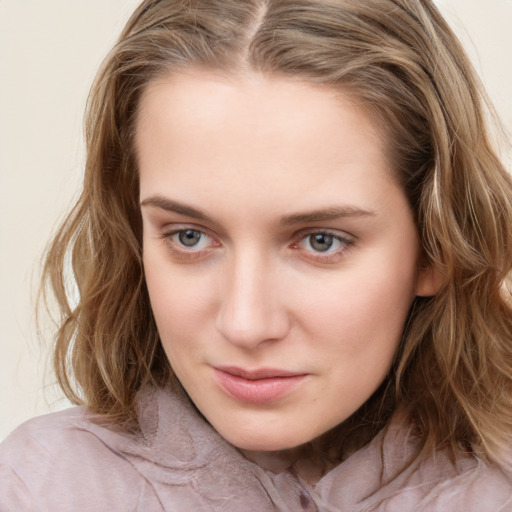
[143,250,213,342]
[295,258,416,366]
[144,266,214,393]
[301,262,415,325]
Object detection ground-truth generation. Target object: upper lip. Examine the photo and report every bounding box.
[214,366,307,380]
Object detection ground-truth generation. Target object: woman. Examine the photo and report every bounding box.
[1,0,512,510]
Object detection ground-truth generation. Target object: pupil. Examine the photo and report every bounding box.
[179,230,201,247]
[311,234,333,252]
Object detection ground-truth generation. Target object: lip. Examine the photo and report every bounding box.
[213,366,308,404]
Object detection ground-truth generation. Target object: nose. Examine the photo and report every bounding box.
[215,249,290,349]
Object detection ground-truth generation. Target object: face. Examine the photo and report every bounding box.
[138,69,432,453]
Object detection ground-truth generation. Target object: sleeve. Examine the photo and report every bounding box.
[0,412,153,512]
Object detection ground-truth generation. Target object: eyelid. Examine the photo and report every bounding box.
[293,227,356,243]
[160,222,216,240]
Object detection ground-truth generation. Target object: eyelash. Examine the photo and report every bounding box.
[160,227,355,263]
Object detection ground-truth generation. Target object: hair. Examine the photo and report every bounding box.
[41,0,512,467]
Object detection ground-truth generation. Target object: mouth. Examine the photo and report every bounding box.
[213,366,308,404]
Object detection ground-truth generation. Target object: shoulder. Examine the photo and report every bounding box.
[0,407,119,467]
[2,406,94,446]
[382,456,512,511]
[0,408,159,511]
[375,415,512,511]
[1,408,94,469]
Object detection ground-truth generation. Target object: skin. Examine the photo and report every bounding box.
[138,69,436,480]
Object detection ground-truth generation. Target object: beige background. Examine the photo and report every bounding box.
[1,0,511,440]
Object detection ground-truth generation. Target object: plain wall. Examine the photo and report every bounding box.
[1,0,511,440]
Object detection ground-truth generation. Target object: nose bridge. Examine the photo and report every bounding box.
[216,245,288,347]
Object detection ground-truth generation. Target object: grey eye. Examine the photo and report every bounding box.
[178,229,203,247]
[308,233,334,252]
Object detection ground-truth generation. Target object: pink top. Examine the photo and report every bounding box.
[1,386,512,511]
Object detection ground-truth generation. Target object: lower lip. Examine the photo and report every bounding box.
[213,369,307,404]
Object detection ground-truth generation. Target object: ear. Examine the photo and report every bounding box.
[415,263,443,297]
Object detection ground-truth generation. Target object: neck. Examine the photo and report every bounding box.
[239,444,331,484]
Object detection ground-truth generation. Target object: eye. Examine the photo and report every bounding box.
[293,230,355,262]
[160,227,219,260]
[305,233,339,252]
[176,229,205,248]
[167,228,212,250]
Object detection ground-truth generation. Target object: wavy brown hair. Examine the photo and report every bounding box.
[42,0,512,465]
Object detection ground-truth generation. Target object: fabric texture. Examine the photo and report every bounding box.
[1,386,512,511]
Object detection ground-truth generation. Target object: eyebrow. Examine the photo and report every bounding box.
[280,206,376,226]
[141,196,212,221]
[140,195,375,225]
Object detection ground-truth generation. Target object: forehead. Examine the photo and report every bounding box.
[136,69,399,212]
[136,68,387,149]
